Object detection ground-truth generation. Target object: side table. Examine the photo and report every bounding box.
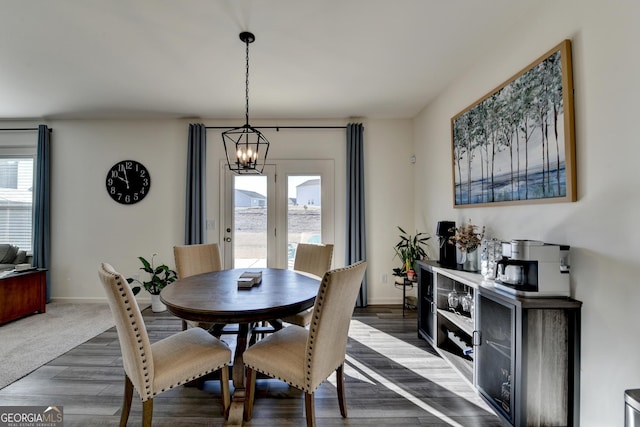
[395,276,417,317]
[0,269,47,325]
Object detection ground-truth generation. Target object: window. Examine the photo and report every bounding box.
[0,157,34,252]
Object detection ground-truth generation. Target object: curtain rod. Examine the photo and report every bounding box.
[205,125,346,130]
[0,128,52,132]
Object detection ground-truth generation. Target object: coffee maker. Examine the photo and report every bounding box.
[436,221,457,268]
[494,240,571,297]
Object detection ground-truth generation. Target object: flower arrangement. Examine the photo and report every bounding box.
[449,220,485,252]
[126,253,177,295]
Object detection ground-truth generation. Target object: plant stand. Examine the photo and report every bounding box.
[394,276,417,317]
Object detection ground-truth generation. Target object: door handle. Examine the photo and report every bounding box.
[224,237,232,242]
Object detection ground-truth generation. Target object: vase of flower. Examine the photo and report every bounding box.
[463,247,479,272]
[449,220,484,272]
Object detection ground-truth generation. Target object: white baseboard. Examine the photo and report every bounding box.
[50,296,152,304]
[366,297,406,305]
[51,296,403,307]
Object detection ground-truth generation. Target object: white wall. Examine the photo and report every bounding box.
[413,0,640,425]
[51,119,187,301]
[363,119,417,304]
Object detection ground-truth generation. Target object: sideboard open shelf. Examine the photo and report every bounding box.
[416,260,582,427]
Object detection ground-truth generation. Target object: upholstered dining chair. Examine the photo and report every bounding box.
[98,263,231,427]
[173,243,223,331]
[174,243,223,279]
[281,243,334,327]
[243,261,367,427]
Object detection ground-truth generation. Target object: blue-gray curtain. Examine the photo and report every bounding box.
[33,125,51,301]
[185,124,207,244]
[346,123,367,307]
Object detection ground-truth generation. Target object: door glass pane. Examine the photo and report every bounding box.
[234,175,267,268]
[476,294,514,422]
[287,175,321,268]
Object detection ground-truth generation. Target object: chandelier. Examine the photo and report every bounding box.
[222,31,270,174]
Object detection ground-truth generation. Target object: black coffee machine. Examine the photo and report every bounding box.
[437,221,457,268]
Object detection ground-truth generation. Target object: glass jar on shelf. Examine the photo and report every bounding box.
[481,238,501,279]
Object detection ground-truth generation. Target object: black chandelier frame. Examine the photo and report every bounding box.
[222,31,270,174]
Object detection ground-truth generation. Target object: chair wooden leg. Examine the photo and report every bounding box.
[336,364,348,417]
[304,392,316,427]
[243,367,256,421]
[142,399,153,427]
[220,365,231,418]
[268,318,284,331]
[211,323,225,339]
[248,324,258,346]
[120,375,134,427]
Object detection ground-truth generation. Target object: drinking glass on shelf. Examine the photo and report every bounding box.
[447,290,459,310]
[461,291,473,313]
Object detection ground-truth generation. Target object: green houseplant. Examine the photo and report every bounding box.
[393,226,430,278]
[127,254,177,312]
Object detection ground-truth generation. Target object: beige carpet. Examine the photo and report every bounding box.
[0,301,115,389]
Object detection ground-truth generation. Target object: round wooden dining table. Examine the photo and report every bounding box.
[160,268,320,393]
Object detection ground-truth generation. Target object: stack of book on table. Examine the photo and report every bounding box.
[237,271,262,289]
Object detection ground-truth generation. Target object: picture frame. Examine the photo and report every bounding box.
[451,39,576,207]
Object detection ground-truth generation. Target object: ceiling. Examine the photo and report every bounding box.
[0,0,543,121]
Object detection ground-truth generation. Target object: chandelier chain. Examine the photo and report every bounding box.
[245,38,250,125]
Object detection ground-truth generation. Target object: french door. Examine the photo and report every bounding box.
[220,160,334,270]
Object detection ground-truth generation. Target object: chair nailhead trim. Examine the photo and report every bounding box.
[114,276,153,399]
[150,364,228,397]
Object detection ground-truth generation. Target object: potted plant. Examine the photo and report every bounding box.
[127,254,177,312]
[393,226,430,279]
[449,219,485,271]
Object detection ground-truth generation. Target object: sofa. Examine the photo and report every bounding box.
[0,244,31,271]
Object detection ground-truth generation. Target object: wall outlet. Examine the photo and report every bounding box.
[381,273,387,283]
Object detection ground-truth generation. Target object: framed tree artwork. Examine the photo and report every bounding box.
[451,39,576,207]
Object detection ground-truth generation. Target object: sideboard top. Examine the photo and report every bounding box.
[417,260,582,308]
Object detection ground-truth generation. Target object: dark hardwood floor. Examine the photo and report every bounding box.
[0,306,501,426]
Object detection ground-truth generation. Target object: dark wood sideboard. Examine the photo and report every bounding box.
[0,269,47,325]
[417,260,582,427]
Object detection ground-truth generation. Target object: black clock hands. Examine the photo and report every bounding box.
[117,169,130,189]
[120,168,130,189]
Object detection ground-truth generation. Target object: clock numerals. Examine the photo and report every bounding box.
[106,160,151,205]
